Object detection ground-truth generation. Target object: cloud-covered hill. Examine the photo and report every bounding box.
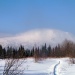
[0,29,75,48]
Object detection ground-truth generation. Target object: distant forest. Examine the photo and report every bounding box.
[0,40,75,59]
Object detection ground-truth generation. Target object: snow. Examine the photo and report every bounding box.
[58,58,75,75]
[0,29,75,48]
[0,58,75,75]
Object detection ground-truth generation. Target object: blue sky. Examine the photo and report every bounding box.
[0,0,75,35]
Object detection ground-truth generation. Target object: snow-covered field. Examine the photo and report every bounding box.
[0,58,75,75]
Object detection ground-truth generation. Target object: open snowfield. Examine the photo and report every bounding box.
[0,58,75,75]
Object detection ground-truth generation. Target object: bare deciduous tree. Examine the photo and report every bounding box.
[69,58,75,64]
[3,58,25,75]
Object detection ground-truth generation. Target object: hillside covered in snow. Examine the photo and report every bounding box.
[0,29,75,48]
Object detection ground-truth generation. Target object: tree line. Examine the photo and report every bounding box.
[0,40,75,59]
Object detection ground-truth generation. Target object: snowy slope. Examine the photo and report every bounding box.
[0,29,75,48]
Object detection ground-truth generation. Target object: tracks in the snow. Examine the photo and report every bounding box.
[53,61,60,75]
